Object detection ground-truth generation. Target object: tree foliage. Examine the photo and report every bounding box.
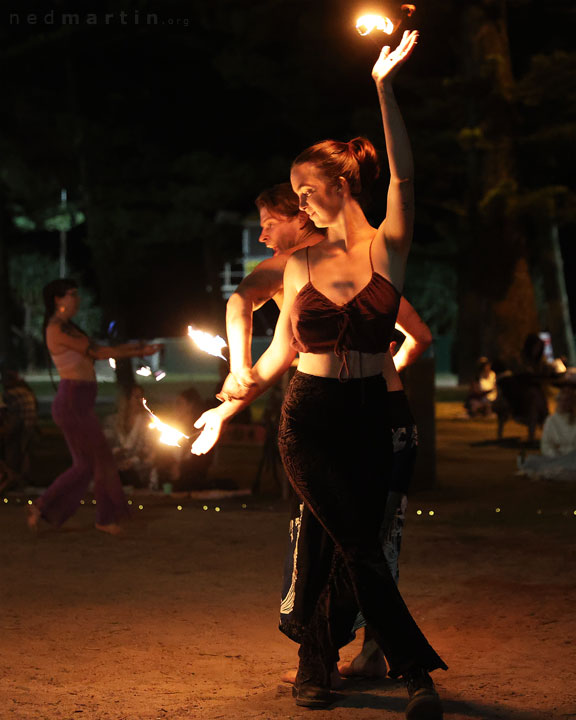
[1,0,574,372]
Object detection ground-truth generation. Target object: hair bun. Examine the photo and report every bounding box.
[347,137,380,191]
[292,136,380,209]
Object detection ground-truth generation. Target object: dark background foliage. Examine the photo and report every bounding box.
[1,0,574,375]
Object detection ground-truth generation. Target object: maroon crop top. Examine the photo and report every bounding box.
[290,241,401,379]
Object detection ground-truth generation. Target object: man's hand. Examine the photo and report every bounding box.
[216,368,257,402]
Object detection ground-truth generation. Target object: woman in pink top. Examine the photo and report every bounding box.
[27,278,161,535]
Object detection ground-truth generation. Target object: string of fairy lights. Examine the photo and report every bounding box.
[2,496,575,518]
[0,496,249,514]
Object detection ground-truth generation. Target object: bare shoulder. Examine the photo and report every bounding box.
[46,321,90,354]
[46,321,72,343]
[46,322,68,354]
[287,247,309,269]
[285,248,310,288]
[257,254,290,273]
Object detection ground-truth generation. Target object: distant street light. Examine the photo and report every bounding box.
[59,188,67,278]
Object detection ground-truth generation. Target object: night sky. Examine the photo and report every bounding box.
[1,0,574,347]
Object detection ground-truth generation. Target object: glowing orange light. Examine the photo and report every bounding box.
[142,399,190,447]
[187,326,228,361]
[356,5,416,37]
[356,14,394,36]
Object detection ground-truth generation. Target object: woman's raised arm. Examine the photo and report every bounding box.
[372,30,418,259]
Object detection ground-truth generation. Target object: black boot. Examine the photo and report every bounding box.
[403,667,443,720]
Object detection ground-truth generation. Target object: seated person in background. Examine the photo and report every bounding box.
[155,388,216,492]
[104,384,157,489]
[494,333,557,442]
[465,357,497,418]
[1,369,38,488]
[518,382,576,481]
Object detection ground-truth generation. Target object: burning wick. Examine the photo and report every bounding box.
[142,399,190,447]
[136,358,166,381]
[356,14,394,35]
[356,4,416,36]
[187,326,228,362]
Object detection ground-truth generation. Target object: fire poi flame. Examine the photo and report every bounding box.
[356,13,395,35]
[109,358,116,370]
[187,326,228,362]
[136,365,152,377]
[356,4,415,36]
[142,399,189,447]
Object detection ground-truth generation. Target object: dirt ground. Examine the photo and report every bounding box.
[1,404,575,720]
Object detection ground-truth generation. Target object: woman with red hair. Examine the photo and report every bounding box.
[193,31,446,719]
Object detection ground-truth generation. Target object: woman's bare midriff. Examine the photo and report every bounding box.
[49,352,97,382]
[297,350,388,380]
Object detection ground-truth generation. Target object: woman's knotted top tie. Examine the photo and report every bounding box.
[290,244,401,381]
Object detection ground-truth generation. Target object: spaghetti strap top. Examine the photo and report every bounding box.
[290,239,401,379]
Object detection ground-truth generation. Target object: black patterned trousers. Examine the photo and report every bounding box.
[277,371,446,680]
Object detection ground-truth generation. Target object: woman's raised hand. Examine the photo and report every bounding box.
[372,30,418,85]
[191,406,226,455]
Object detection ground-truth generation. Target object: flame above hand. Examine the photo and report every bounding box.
[187,326,228,361]
[356,5,416,36]
[356,14,395,36]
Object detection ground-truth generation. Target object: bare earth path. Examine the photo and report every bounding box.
[1,405,575,720]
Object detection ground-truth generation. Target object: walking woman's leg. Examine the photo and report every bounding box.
[35,381,95,526]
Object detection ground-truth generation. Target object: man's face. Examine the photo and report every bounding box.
[258,207,300,255]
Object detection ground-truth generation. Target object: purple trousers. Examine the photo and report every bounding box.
[36,380,129,527]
